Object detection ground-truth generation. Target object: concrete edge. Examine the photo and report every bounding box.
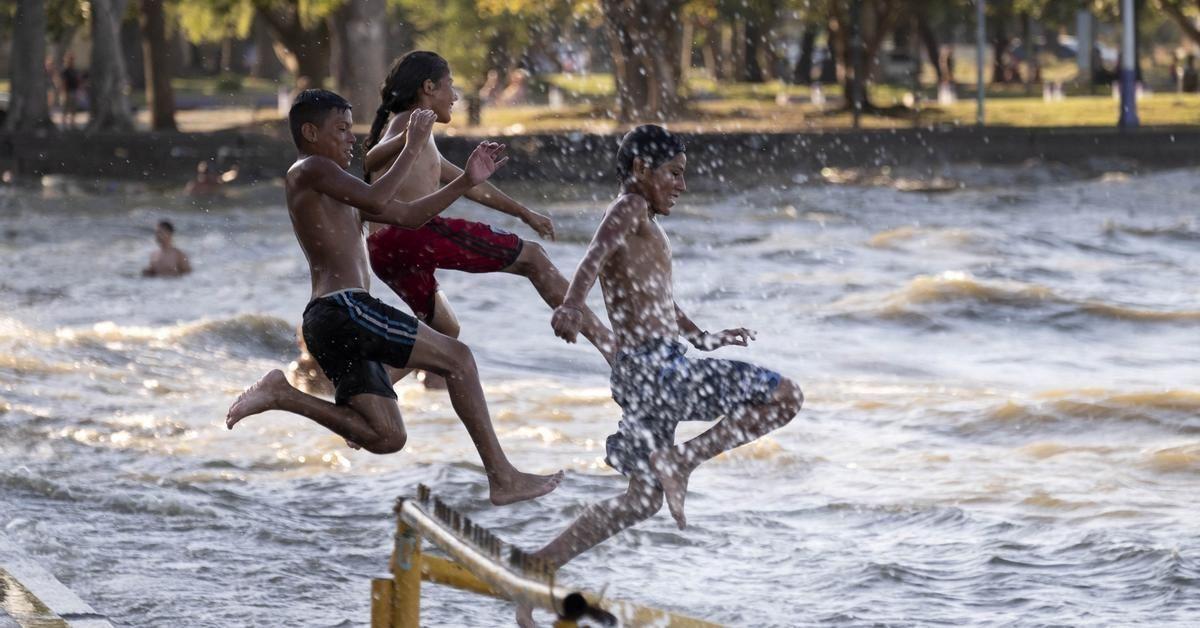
[0,532,114,628]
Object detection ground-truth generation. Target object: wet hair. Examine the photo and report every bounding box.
[363,51,450,181]
[616,125,686,183]
[288,89,352,149]
[157,220,174,233]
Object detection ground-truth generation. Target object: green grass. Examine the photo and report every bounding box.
[10,70,1198,135]
[439,91,1200,137]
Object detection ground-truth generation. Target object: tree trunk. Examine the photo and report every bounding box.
[601,0,686,122]
[255,0,331,88]
[831,0,900,112]
[794,25,817,84]
[681,17,694,82]
[730,17,746,78]
[718,22,735,80]
[1021,12,1040,90]
[743,20,765,82]
[991,11,1013,84]
[5,0,55,131]
[916,8,941,84]
[1161,1,1200,48]
[250,16,285,79]
[328,0,386,111]
[701,21,720,78]
[88,0,135,131]
[139,0,176,131]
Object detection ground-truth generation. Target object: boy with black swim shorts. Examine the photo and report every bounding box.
[516,125,804,623]
[225,89,559,506]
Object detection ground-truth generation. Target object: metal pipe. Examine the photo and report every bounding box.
[1118,0,1139,128]
[976,0,985,125]
[396,498,721,627]
[398,499,566,613]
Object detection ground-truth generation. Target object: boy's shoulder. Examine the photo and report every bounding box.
[287,154,339,187]
[608,192,648,218]
[384,110,414,136]
[604,193,650,231]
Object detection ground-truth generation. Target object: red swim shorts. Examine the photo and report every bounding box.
[367,217,524,321]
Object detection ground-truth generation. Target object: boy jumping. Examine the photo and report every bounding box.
[226,90,560,506]
[518,126,803,621]
[361,51,615,373]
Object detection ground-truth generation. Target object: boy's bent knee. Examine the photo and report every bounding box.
[510,241,550,275]
[625,482,665,519]
[442,337,476,370]
[774,378,804,416]
[364,430,408,455]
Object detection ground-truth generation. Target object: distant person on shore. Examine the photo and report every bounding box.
[515,126,804,625]
[478,69,502,104]
[142,220,192,277]
[495,69,531,107]
[226,89,560,506]
[60,53,82,129]
[361,51,615,389]
[1181,54,1198,94]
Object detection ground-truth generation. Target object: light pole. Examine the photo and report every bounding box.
[1118,0,1139,128]
[976,0,986,126]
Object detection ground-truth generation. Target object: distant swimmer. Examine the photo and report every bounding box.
[362,51,616,389]
[184,161,238,197]
[225,89,560,506]
[517,126,803,624]
[142,220,192,277]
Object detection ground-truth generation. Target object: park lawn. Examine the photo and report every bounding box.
[934,94,1200,127]
[440,92,1200,136]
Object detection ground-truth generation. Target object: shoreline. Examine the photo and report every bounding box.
[2,126,1198,185]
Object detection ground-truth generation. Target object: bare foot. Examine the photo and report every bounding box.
[515,603,536,628]
[226,369,290,429]
[650,450,691,530]
[489,469,564,506]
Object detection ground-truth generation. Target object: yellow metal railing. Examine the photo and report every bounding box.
[371,485,722,627]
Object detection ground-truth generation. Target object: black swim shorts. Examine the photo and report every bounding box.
[301,289,419,405]
[605,337,782,479]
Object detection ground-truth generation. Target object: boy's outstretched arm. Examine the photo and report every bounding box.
[364,142,508,228]
[675,302,756,351]
[301,109,436,213]
[303,141,507,229]
[551,196,644,343]
[440,156,556,240]
[363,111,414,176]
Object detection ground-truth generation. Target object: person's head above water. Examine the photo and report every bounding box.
[288,89,355,168]
[155,220,175,247]
[617,125,687,216]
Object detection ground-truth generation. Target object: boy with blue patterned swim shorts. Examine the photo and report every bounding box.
[515,126,804,623]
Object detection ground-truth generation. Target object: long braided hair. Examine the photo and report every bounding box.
[363,51,450,182]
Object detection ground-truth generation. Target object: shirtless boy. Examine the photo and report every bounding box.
[226,89,559,505]
[142,220,191,277]
[518,126,804,620]
[362,51,615,372]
